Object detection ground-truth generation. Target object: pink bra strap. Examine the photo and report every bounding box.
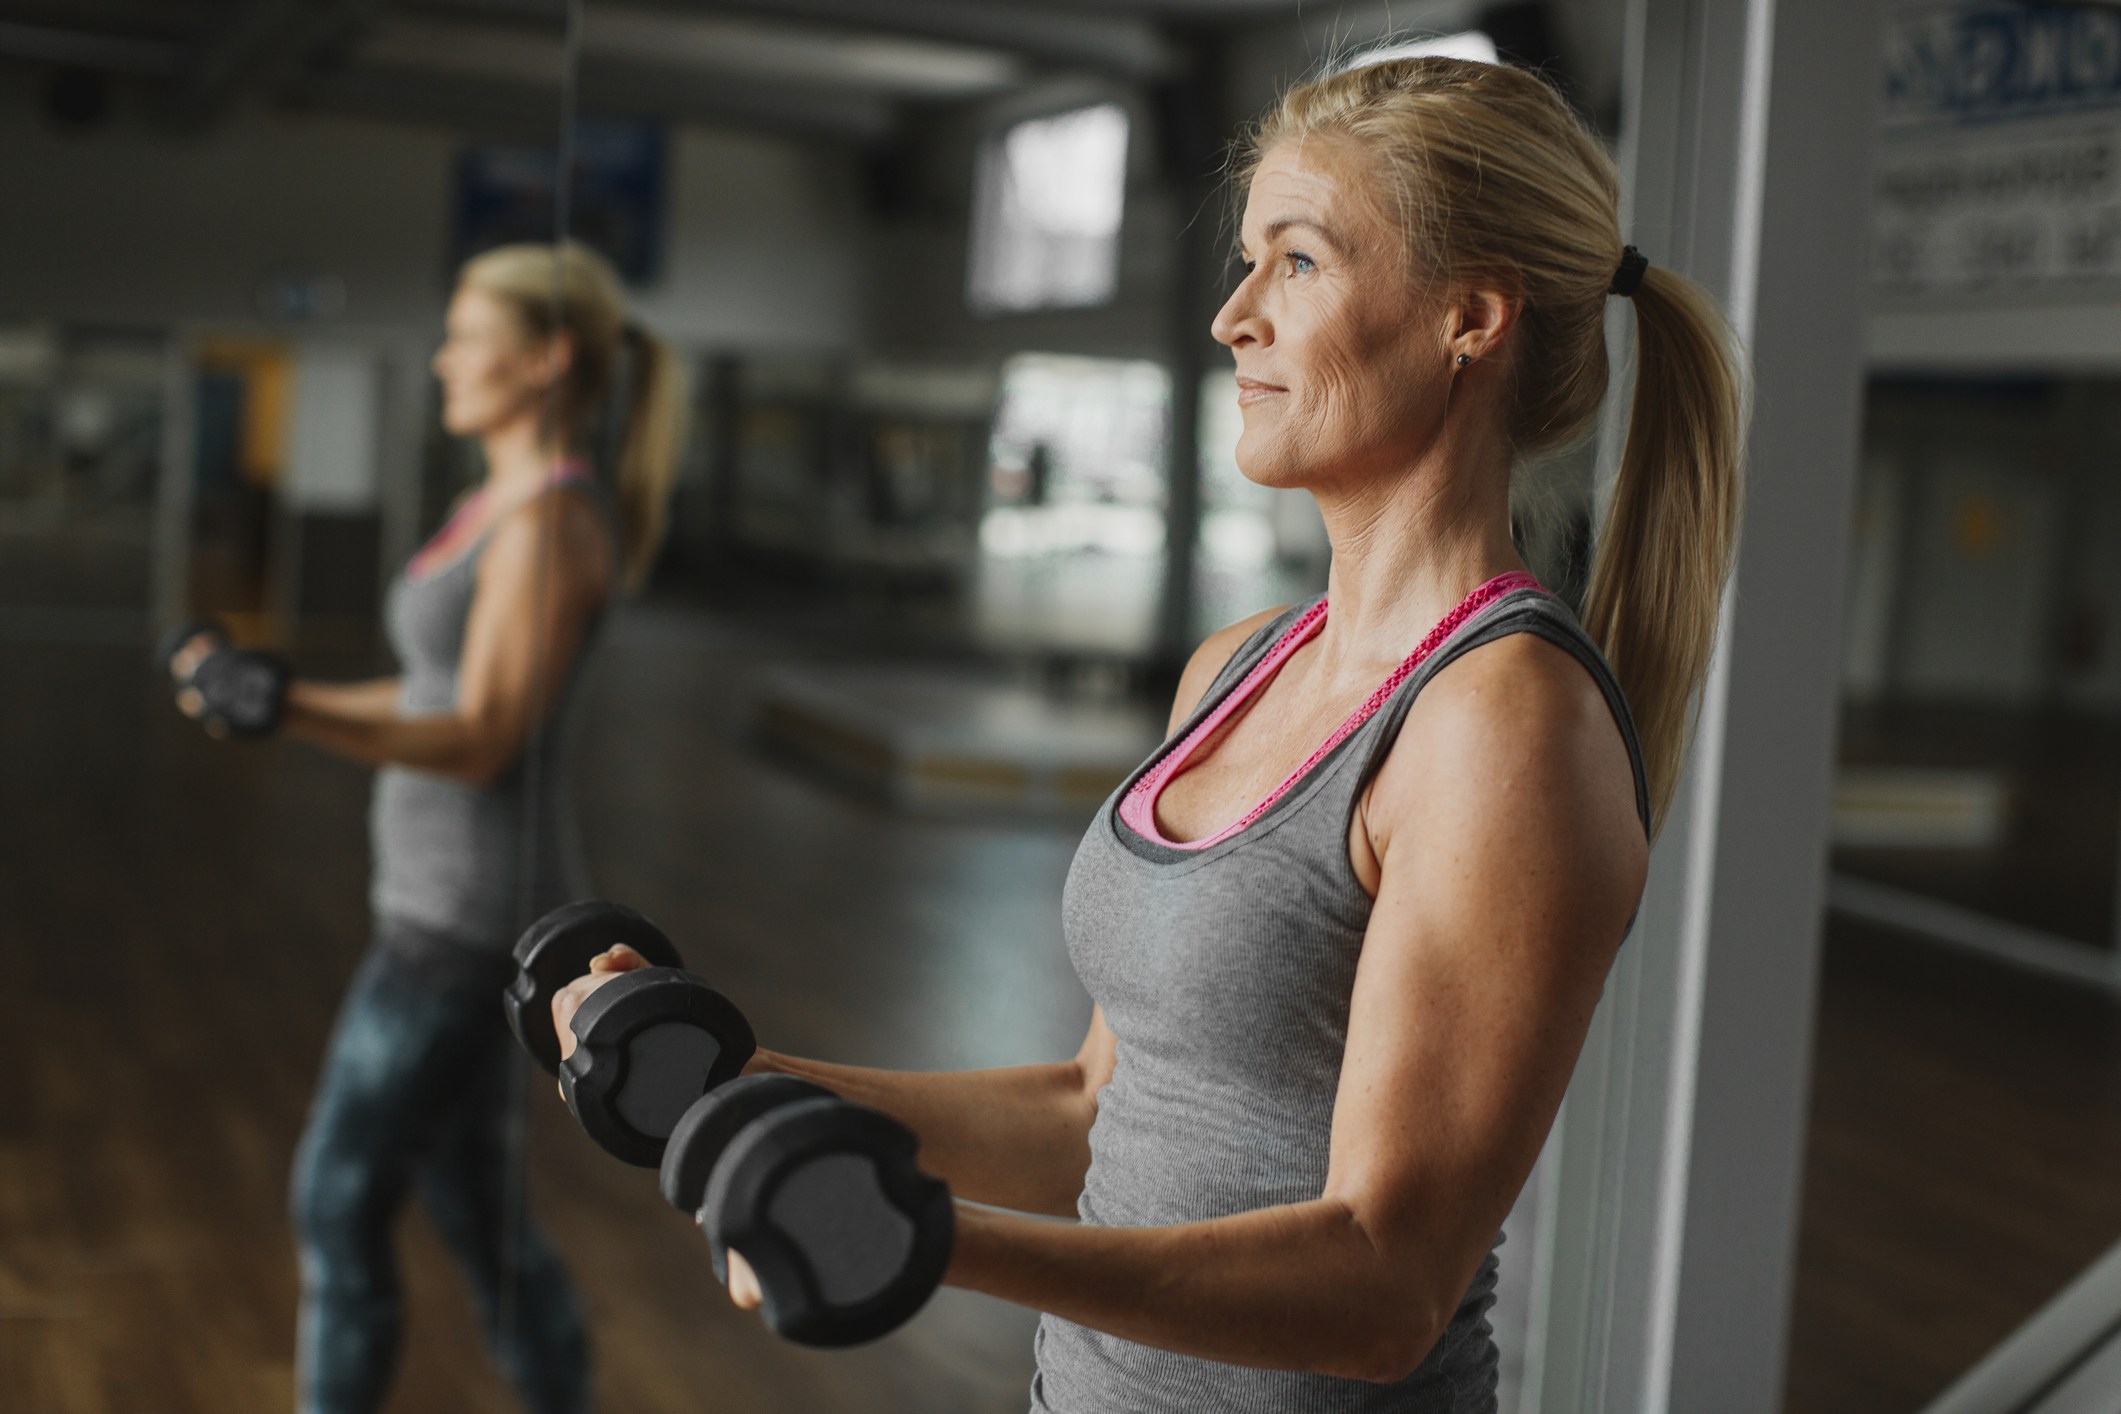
[408,460,593,579]
[1121,570,1541,850]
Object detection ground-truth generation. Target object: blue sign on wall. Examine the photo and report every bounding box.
[1885,3,2121,129]
[451,120,667,283]
[1876,4,2121,292]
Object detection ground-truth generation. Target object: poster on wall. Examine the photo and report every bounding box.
[451,120,667,284]
[1874,1,2121,297]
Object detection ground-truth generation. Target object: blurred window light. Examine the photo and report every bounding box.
[987,353,1168,510]
[1201,508,1275,568]
[968,104,1131,315]
[1342,31,1501,69]
[980,503,1166,559]
[982,353,1169,559]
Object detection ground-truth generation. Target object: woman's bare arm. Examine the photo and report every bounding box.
[288,677,404,717]
[282,492,610,783]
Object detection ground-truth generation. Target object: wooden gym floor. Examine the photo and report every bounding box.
[3,603,2119,1412]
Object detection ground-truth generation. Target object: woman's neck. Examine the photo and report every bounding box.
[478,414,575,493]
[1310,431,1524,674]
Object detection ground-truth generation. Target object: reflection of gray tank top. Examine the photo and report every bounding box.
[1033,587,1650,1414]
[368,480,612,950]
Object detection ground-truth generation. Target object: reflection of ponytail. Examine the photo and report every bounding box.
[457,240,692,591]
[616,327,687,589]
[1581,269,1744,828]
[1250,57,1747,831]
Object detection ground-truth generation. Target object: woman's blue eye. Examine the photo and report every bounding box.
[1287,251,1316,275]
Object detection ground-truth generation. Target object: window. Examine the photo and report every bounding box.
[973,353,1166,653]
[967,104,1130,315]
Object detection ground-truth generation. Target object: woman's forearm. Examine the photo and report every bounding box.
[291,676,404,717]
[750,1051,1096,1218]
[281,679,507,782]
[948,1199,1445,1385]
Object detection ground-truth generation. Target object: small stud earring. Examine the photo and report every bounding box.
[1455,353,1471,368]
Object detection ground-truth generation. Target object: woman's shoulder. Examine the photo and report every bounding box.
[1380,629,1644,841]
[489,477,610,542]
[1166,604,1297,733]
[476,483,617,592]
[1408,627,1620,750]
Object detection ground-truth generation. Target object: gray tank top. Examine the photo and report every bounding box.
[1033,586,1650,1414]
[368,479,613,950]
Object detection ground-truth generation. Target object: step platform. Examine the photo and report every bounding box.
[757,666,1162,817]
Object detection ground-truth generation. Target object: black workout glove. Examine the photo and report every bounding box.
[159,620,289,739]
[186,645,290,738]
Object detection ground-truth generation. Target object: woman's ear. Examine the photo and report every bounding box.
[539,331,578,391]
[1448,287,1520,366]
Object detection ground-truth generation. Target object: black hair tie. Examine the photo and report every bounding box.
[1610,246,1649,299]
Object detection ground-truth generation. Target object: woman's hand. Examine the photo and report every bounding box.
[549,943,653,1067]
[547,944,768,1310]
[167,632,218,723]
[548,944,766,1311]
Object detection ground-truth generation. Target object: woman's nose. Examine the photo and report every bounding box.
[1212,285,1262,348]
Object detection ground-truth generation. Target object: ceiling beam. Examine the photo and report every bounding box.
[360,10,1021,102]
[296,58,896,145]
[0,19,184,73]
[161,0,386,128]
[414,0,1182,78]
[583,6,1024,99]
[690,0,1180,76]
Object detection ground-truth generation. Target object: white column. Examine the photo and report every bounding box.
[1527,0,1882,1408]
[275,341,383,630]
[285,343,382,514]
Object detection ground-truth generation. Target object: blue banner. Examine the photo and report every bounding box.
[1885,3,2121,129]
[452,120,667,283]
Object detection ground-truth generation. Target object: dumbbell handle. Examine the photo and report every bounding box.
[560,967,758,1167]
[708,1099,955,1348]
[504,900,685,1076]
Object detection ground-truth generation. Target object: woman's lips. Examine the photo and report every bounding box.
[1235,377,1287,406]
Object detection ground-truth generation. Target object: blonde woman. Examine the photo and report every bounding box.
[563,56,1741,1412]
[177,242,685,1413]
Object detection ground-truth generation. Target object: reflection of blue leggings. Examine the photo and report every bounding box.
[290,918,589,1414]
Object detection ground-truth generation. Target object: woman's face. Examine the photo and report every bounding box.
[1212,137,1456,491]
[432,286,548,438]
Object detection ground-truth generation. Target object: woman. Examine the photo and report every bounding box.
[566,56,1740,1412]
[177,241,686,1413]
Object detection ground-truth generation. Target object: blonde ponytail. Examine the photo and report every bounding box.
[457,240,692,591]
[1583,270,1745,826]
[1249,57,1750,831]
[615,327,687,588]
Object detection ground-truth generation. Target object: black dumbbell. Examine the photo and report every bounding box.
[156,618,289,738]
[660,1075,955,1348]
[505,901,756,1167]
